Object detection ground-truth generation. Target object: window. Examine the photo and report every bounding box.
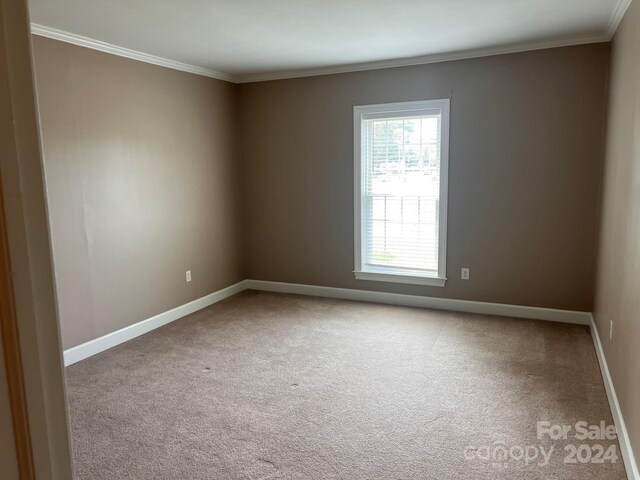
[354,99,450,287]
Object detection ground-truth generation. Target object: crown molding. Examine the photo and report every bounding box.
[607,0,633,38]
[30,24,236,83]
[236,33,609,83]
[30,23,611,86]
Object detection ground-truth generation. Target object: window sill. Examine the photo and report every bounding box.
[354,271,447,287]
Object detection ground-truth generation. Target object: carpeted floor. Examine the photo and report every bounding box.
[65,290,627,479]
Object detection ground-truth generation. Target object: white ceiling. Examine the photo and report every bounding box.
[28,0,630,83]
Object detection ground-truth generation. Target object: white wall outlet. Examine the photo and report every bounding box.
[609,320,613,340]
[186,270,192,283]
[461,268,470,280]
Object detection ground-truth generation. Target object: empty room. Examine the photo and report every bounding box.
[1,0,639,478]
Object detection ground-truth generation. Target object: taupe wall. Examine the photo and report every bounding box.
[594,0,640,462]
[32,38,612,351]
[240,44,609,311]
[23,11,639,472]
[32,37,244,350]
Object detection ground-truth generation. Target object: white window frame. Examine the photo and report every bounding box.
[353,99,450,287]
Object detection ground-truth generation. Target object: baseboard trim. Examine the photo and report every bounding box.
[590,315,639,480]
[245,280,592,325]
[62,277,636,478]
[63,280,248,366]
[64,279,593,366]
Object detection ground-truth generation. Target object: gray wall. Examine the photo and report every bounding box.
[239,44,609,312]
[594,0,640,462]
[32,37,244,350]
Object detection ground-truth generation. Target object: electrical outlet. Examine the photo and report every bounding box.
[609,320,613,340]
[461,268,470,280]
[186,270,192,283]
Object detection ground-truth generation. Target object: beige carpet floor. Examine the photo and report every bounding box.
[66,290,627,479]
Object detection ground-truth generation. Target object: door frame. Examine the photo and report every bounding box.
[0,0,73,478]
[0,177,34,478]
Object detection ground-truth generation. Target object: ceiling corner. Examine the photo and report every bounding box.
[606,0,633,39]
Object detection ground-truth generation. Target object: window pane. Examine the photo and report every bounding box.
[361,111,442,275]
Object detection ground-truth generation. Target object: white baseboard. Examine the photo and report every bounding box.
[62,277,636,478]
[247,280,637,476]
[64,279,592,366]
[245,280,592,325]
[63,280,247,366]
[590,315,639,480]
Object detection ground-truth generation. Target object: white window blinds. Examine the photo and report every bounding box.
[354,100,449,286]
